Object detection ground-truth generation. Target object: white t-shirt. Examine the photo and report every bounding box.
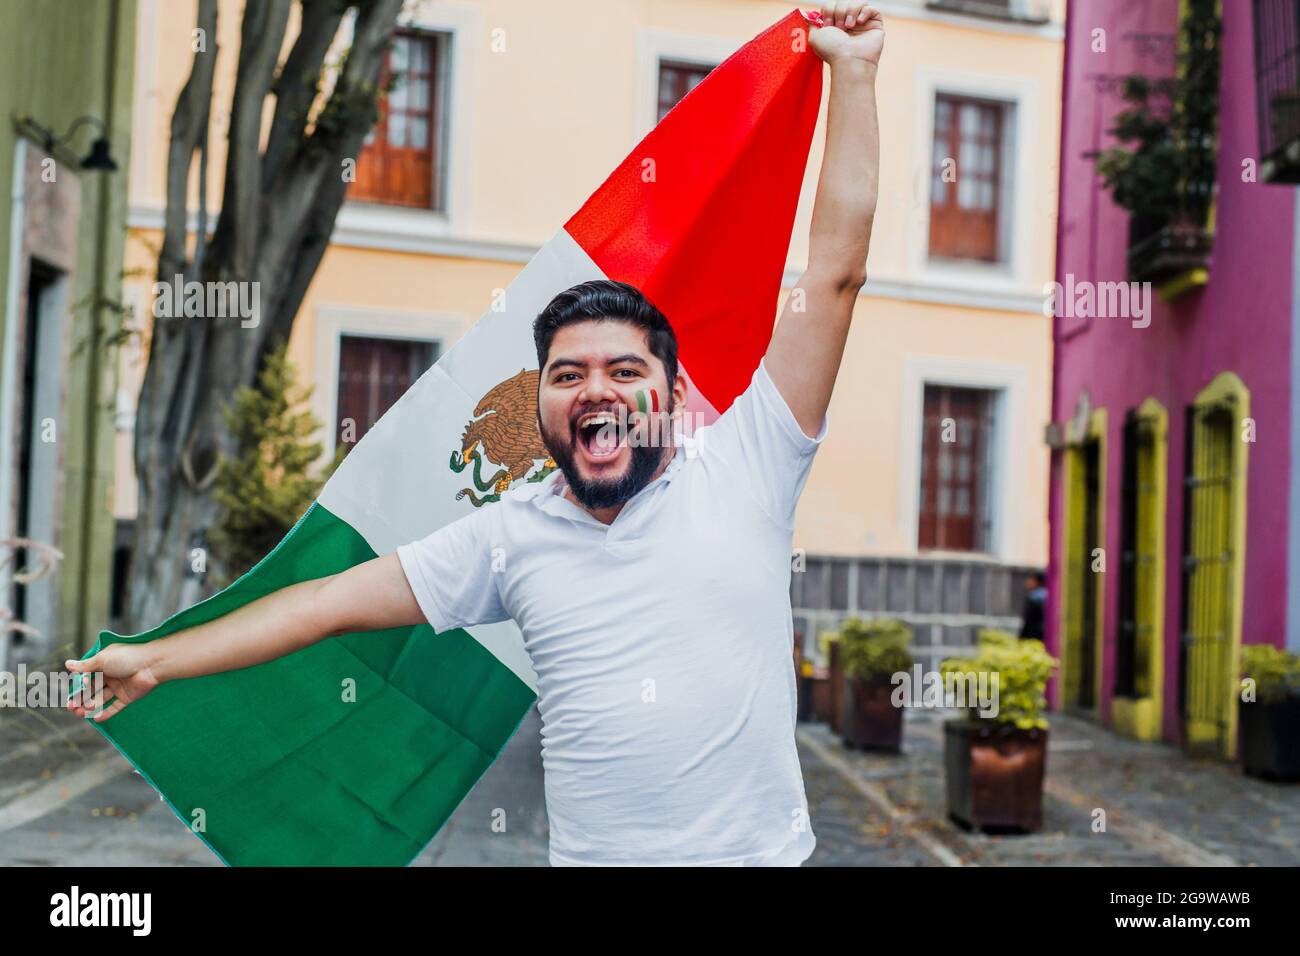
[397,357,827,866]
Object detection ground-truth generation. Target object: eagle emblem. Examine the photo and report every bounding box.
[449,368,557,507]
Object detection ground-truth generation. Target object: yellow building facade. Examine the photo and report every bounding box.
[117,0,1062,654]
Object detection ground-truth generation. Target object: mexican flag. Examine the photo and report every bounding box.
[75,7,824,865]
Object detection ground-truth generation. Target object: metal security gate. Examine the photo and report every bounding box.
[1117,413,1159,699]
[1180,395,1242,758]
[1076,440,1101,709]
[1062,429,1103,713]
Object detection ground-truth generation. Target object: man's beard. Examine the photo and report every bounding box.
[540,398,675,511]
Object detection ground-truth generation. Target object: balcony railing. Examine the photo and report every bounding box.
[1254,0,1300,182]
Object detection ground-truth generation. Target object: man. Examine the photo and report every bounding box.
[1020,571,1047,640]
[66,3,883,866]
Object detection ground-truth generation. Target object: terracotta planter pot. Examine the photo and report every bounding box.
[842,675,904,752]
[1240,694,1300,782]
[798,673,830,723]
[796,674,812,722]
[944,718,1048,833]
[828,641,845,735]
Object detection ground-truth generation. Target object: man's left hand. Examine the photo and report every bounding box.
[809,3,885,65]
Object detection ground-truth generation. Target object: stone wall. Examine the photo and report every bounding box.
[792,555,1044,672]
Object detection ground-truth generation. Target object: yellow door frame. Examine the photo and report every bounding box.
[1112,398,1167,741]
[1057,406,1107,714]
[1182,372,1249,760]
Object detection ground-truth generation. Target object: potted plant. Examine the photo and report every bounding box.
[833,617,913,752]
[794,638,830,724]
[793,639,810,722]
[940,629,1058,833]
[819,629,845,732]
[1239,644,1300,782]
[1094,75,1213,290]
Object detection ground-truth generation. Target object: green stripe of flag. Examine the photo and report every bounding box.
[77,502,535,866]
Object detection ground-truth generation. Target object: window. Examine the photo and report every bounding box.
[1253,0,1300,181]
[929,93,1005,262]
[925,0,1050,24]
[918,385,994,552]
[351,30,448,209]
[657,59,715,123]
[335,335,438,454]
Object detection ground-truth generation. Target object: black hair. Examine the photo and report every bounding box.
[1027,570,1045,586]
[533,279,678,387]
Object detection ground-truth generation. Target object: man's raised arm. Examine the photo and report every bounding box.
[764,3,882,438]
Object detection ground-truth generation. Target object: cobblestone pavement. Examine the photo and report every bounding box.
[2,704,1296,866]
[0,705,550,867]
[798,708,1300,867]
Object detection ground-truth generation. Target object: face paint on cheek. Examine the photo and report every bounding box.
[634,388,660,414]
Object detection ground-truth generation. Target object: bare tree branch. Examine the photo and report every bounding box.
[263,0,349,194]
[158,0,218,282]
[208,0,292,280]
[259,0,403,351]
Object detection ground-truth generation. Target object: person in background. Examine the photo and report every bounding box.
[1020,571,1047,640]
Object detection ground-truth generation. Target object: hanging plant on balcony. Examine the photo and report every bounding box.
[1092,0,1221,298]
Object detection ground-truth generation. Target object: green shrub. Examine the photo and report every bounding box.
[211,340,343,586]
[826,616,913,681]
[1241,644,1300,705]
[818,629,838,665]
[940,630,1058,731]
[1092,0,1220,233]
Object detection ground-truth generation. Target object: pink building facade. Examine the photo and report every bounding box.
[1048,0,1299,760]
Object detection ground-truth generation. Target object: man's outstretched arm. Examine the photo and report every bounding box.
[764,2,882,438]
[65,554,425,721]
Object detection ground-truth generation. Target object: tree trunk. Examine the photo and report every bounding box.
[124,0,405,632]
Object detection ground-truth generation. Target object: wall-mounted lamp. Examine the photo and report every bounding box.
[13,113,119,172]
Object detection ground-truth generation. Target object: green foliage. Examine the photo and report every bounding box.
[1092,0,1220,230]
[1241,644,1300,705]
[211,340,343,585]
[1093,74,1180,224]
[818,629,838,664]
[829,616,913,681]
[940,629,1058,731]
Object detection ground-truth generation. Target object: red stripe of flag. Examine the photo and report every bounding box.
[564,8,823,414]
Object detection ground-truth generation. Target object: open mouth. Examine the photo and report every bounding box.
[575,412,626,463]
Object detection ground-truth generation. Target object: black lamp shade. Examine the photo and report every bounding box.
[80,137,118,172]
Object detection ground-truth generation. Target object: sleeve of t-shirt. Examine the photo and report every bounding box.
[395,505,508,633]
[695,356,829,529]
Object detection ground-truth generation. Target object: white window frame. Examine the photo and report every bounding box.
[313,305,464,457]
[336,1,479,244]
[633,28,737,143]
[898,354,1028,562]
[871,1,1063,38]
[911,65,1040,298]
